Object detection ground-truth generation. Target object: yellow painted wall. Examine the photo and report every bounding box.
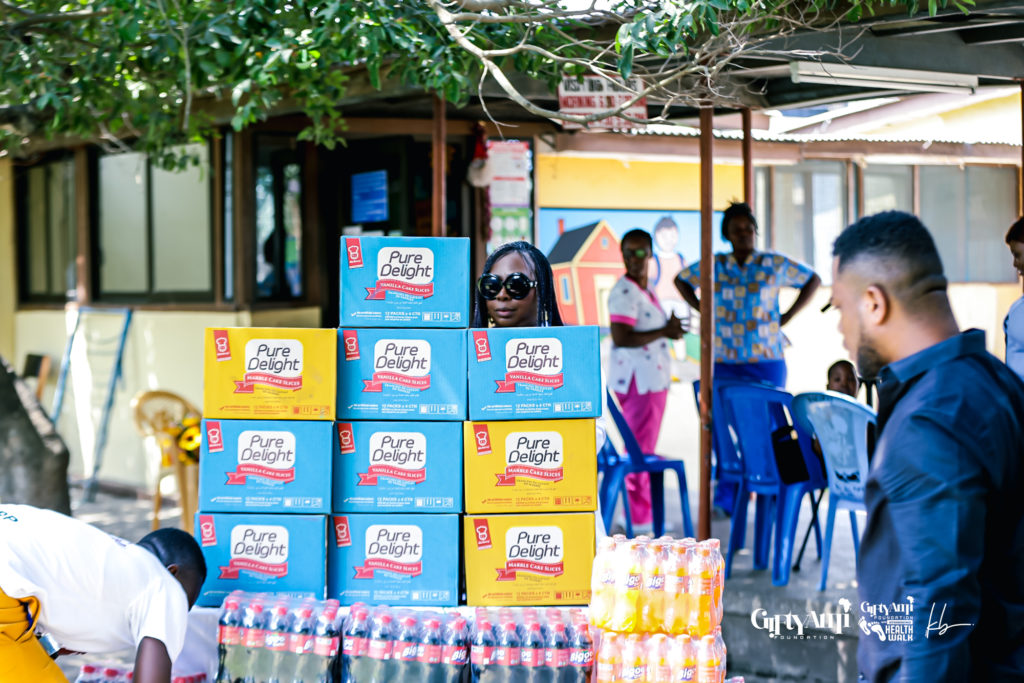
[536,156,745,210]
[0,159,15,361]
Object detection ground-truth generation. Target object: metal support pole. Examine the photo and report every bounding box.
[698,105,715,541]
[742,108,753,206]
[432,95,447,237]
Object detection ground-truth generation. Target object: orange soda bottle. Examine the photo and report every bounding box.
[591,537,618,629]
[646,633,673,683]
[640,540,668,632]
[671,633,697,682]
[663,540,692,635]
[696,634,722,683]
[705,539,725,626]
[712,626,727,682]
[596,631,623,683]
[609,540,645,633]
[618,633,646,682]
[688,544,715,638]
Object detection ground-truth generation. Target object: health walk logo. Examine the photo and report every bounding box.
[366,246,435,300]
[498,526,564,580]
[859,596,915,642]
[365,339,431,392]
[496,338,564,393]
[498,431,564,486]
[751,598,853,639]
[235,339,303,393]
[226,430,296,485]
[358,431,427,485]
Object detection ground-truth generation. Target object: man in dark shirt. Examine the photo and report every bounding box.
[829,211,1024,682]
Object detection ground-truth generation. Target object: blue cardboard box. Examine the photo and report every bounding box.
[198,419,333,514]
[194,513,326,607]
[333,421,463,513]
[339,236,470,328]
[467,326,602,420]
[327,513,460,606]
[337,328,467,420]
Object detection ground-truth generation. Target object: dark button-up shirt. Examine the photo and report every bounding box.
[858,329,1024,682]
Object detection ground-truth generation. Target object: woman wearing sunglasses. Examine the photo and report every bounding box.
[608,228,686,530]
[472,241,563,328]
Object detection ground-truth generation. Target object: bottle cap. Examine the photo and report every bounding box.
[424,618,441,630]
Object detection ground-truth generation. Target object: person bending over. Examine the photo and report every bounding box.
[0,504,207,683]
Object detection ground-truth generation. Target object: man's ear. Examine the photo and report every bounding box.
[862,284,890,327]
[167,563,180,577]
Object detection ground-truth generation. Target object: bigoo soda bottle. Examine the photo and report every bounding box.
[595,631,620,683]
[362,611,394,683]
[567,621,593,683]
[308,603,340,683]
[640,540,668,633]
[217,594,243,683]
[495,620,522,668]
[341,607,370,683]
[521,621,546,672]
[618,633,646,683]
[416,616,443,682]
[688,545,716,638]
[471,618,496,680]
[671,635,696,683]
[441,616,470,683]
[393,615,422,680]
[646,633,673,683]
[696,635,721,683]
[240,599,267,683]
[705,540,725,628]
[608,541,645,633]
[545,620,570,670]
[285,603,315,683]
[662,542,689,636]
[590,537,617,630]
[263,601,292,683]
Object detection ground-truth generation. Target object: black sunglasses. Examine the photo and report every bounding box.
[622,247,650,259]
[477,272,537,300]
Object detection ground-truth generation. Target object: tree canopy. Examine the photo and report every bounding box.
[0,0,970,163]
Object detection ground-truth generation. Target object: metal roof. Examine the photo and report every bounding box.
[628,122,1021,146]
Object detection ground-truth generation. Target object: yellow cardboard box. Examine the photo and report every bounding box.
[463,420,597,513]
[464,512,594,606]
[203,328,336,420]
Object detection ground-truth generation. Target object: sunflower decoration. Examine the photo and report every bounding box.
[176,416,202,464]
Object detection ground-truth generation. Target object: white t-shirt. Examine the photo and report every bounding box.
[607,275,673,395]
[0,504,189,660]
[1006,296,1024,383]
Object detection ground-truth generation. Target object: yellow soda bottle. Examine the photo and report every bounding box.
[590,536,618,629]
[671,633,697,682]
[645,633,673,683]
[688,544,714,638]
[609,540,645,633]
[640,540,668,633]
[712,626,727,683]
[596,631,622,683]
[696,634,721,683]
[618,633,646,683]
[663,541,691,635]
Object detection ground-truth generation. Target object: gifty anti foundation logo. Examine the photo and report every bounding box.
[496,338,564,393]
[750,598,852,639]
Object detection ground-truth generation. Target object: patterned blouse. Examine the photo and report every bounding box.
[677,251,814,363]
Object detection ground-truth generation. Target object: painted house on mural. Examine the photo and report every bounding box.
[547,220,623,326]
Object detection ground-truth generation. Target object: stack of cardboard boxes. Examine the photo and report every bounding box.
[195,327,336,606]
[328,236,468,607]
[462,323,601,606]
[193,235,601,611]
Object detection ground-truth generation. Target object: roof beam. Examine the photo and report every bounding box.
[960,22,1024,43]
[872,16,1023,37]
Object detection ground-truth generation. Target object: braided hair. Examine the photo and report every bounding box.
[472,241,564,328]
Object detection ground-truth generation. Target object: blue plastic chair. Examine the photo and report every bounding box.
[597,438,633,535]
[693,379,745,511]
[792,391,876,591]
[601,390,695,538]
[718,383,827,586]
